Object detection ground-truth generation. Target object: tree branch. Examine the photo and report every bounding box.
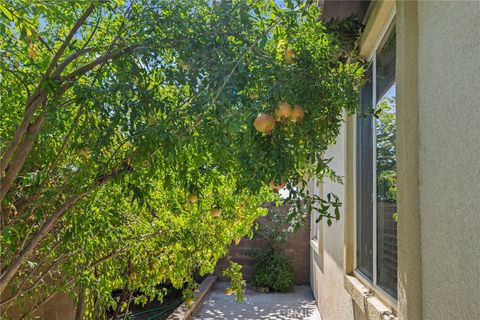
[0,192,89,295]
[0,3,96,180]
[44,3,96,79]
[51,47,97,78]
[74,284,85,320]
[61,44,145,82]
[4,225,161,316]
[0,112,46,201]
[0,91,47,178]
[0,253,68,308]
[0,162,133,295]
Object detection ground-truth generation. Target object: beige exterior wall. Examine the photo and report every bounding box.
[415,1,480,319]
[398,1,480,319]
[310,2,399,319]
[35,293,76,319]
[310,117,357,320]
[5,292,75,319]
[396,1,422,319]
[311,1,480,319]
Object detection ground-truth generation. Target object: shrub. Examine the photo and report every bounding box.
[251,248,294,292]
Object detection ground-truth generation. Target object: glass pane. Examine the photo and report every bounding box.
[376,26,396,101]
[376,27,397,299]
[356,64,374,281]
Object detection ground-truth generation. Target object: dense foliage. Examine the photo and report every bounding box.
[250,248,294,292]
[0,0,363,318]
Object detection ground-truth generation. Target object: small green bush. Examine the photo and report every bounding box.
[251,248,294,292]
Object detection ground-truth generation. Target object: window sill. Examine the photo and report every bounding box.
[344,274,397,320]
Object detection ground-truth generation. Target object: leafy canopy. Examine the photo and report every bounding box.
[0,0,363,318]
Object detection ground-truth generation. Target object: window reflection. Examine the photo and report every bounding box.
[375,27,397,299]
[356,65,374,281]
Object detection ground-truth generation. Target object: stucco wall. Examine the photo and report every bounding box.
[396,1,423,319]
[5,292,75,319]
[35,293,76,320]
[312,2,480,320]
[310,118,360,320]
[416,2,480,319]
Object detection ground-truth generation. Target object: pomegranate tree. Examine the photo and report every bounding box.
[0,0,363,317]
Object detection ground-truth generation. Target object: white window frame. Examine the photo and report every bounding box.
[310,179,323,256]
[352,8,398,309]
[312,181,320,241]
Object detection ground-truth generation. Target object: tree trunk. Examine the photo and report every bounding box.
[0,91,47,178]
[0,162,131,295]
[0,113,46,201]
[75,286,85,320]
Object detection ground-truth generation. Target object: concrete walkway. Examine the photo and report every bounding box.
[192,282,321,320]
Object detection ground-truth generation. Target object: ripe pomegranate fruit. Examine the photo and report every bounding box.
[284,48,296,64]
[211,207,222,217]
[275,102,292,120]
[187,193,198,203]
[254,113,276,133]
[289,105,305,122]
[269,180,287,193]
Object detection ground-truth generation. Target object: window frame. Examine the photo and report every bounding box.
[310,179,323,256]
[312,181,320,241]
[352,8,398,309]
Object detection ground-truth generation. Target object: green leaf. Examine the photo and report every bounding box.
[0,4,13,21]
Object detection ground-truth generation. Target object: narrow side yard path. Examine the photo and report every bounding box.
[191,282,321,320]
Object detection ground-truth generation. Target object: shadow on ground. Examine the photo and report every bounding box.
[192,282,321,320]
